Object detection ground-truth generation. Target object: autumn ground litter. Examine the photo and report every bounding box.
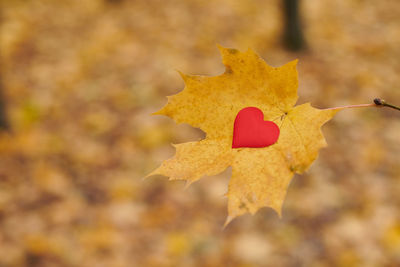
[1,0,400,266]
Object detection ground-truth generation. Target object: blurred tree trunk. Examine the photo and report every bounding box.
[283,0,305,51]
[0,54,9,130]
[0,7,9,131]
[0,78,8,130]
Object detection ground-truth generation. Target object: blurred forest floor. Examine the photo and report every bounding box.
[1,0,400,266]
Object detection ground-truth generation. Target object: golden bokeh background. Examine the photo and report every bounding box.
[1,0,400,266]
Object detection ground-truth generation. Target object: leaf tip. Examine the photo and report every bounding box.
[176,70,190,82]
[152,108,168,117]
[216,43,226,51]
[184,180,194,190]
[245,46,257,55]
[152,95,174,116]
[281,58,299,71]
[151,109,162,116]
[275,207,283,219]
[144,168,160,180]
[223,215,235,229]
[217,44,239,58]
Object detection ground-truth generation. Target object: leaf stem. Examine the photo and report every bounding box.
[324,103,376,110]
[324,98,400,112]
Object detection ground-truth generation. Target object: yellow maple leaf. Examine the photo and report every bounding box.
[148,46,338,225]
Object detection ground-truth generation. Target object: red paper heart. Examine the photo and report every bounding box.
[232,107,280,148]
